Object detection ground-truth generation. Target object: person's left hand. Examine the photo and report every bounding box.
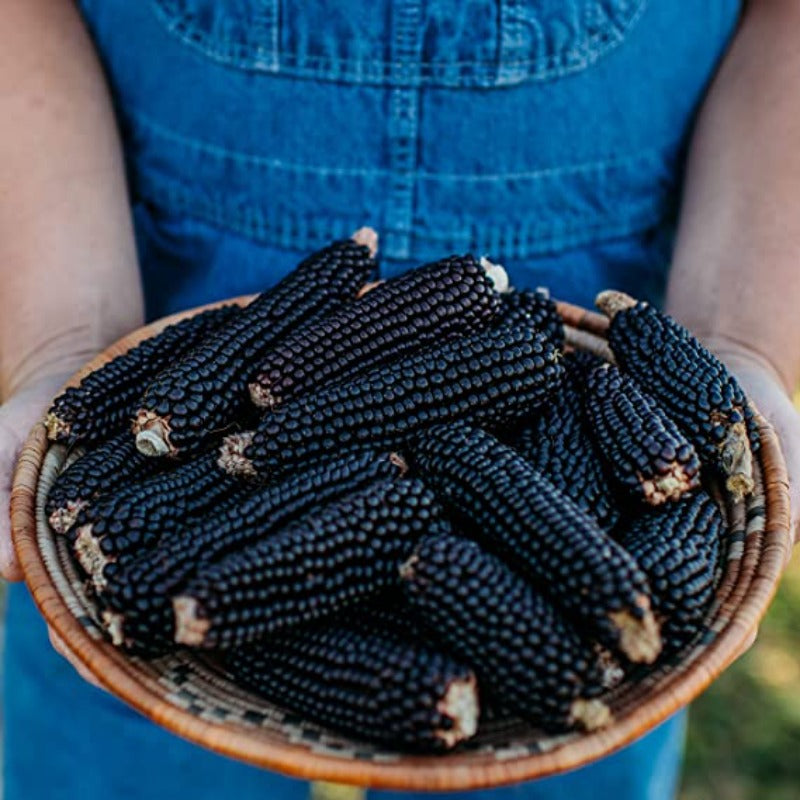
[703,340,800,560]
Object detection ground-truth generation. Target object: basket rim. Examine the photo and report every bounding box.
[10,297,793,791]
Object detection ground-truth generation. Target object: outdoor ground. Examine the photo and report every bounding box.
[681,549,800,800]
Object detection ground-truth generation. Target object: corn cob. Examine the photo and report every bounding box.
[220,324,564,480]
[170,479,445,649]
[71,452,243,589]
[498,288,564,347]
[514,351,618,529]
[400,533,612,732]
[248,255,508,410]
[45,433,162,535]
[597,290,758,498]
[584,363,702,506]
[132,230,378,458]
[408,423,661,663]
[99,452,408,649]
[617,491,724,652]
[225,618,479,751]
[45,305,239,447]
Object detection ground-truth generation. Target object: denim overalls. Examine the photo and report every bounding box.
[5,2,741,798]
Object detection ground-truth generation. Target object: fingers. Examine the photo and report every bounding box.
[0,413,26,581]
[0,374,69,581]
[48,626,104,690]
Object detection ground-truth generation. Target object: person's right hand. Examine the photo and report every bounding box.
[0,372,70,580]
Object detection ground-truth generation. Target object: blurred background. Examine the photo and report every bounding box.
[681,487,800,799]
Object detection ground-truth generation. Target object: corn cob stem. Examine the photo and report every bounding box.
[400,533,612,732]
[247,254,507,411]
[45,304,239,447]
[171,479,445,649]
[221,325,564,480]
[99,452,407,651]
[133,231,378,458]
[224,617,479,751]
[408,423,661,663]
[595,289,756,498]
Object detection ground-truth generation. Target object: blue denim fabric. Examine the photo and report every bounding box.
[5,1,741,798]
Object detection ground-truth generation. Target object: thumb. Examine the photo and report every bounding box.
[0,375,69,581]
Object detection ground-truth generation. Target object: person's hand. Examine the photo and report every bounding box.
[0,372,67,579]
[0,372,103,689]
[704,339,800,558]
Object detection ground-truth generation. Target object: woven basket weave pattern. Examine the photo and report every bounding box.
[10,298,792,790]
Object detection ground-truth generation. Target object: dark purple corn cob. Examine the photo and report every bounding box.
[170,479,446,649]
[45,304,239,447]
[45,433,162,535]
[597,290,758,498]
[400,533,612,732]
[99,451,408,649]
[617,491,724,653]
[220,324,564,481]
[248,254,508,410]
[132,230,378,458]
[584,363,702,506]
[514,352,618,529]
[408,423,661,663]
[225,618,479,752]
[71,452,242,589]
[497,288,564,347]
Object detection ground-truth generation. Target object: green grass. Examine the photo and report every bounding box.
[681,396,800,800]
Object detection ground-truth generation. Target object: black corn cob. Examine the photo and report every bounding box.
[498,288,565,347]
[45,304,239,447]
[170,479,446,649]
[408,423,661,663]
[597,290,758,498]
[132,230,378,458]
[45,433,162,534]
[617,491,724,652]
[514,351,618,529]
[248,254,508,409]
[99,451,408,649]
[71,452,243,589]
[220,324,565,480]
[584,363,702,506]
[401,533,612,732]
[225,618,479,752]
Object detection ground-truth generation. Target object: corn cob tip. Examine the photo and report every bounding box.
[389,452,410,476]
[172,596,210,646]
[133,410,175,456]
[102,610,126,647]
[435,673,480,748]
[218,432,257,478]
[720,421,755,499]
[355,279,383,298]
[45,412,71,442]
[595,646,626,690]
[248,379,276,410]
[48,500,88,535]
[73,525,111,592]
[595,290,639,319]
[570,698,613,732]
[351,226,379,257]
[398,553,419,581]
[609,600,662,664]
[478,256,510,294]
[640,463,702,506]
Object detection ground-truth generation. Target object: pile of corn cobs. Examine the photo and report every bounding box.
[44,229,759,752]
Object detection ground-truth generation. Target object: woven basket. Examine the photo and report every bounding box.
[10,297,792,791]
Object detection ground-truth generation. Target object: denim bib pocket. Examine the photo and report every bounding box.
[149,0,648,87]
